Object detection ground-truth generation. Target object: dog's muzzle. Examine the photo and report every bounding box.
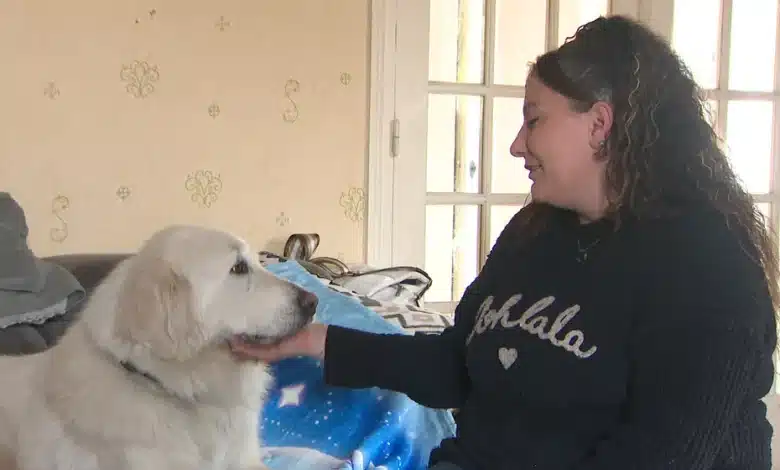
[230,288,318,348]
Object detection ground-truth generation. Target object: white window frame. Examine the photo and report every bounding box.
[365,0,399,270]
[366,0,433,271]
[366,0,440,270]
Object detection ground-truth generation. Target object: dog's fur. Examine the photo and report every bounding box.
[0,225,318,470]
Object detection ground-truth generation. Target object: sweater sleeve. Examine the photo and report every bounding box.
[577,213,776,470]
[322,274,484,409]
[322,209,526,409]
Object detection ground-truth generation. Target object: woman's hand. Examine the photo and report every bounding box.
[229,323,328,362]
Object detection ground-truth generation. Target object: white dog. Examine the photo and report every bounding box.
[0,225,318,470]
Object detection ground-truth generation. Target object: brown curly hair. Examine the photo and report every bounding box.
[511,15,780,310]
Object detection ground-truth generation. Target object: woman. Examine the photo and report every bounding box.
[233,15,779,470]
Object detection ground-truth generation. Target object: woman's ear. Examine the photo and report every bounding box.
[588,101,613,150]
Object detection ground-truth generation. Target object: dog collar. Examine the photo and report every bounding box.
[119,360,164,387]
[85,329,197,405]
[118,359,196,405]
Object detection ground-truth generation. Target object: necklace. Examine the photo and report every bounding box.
[576,238,601,263]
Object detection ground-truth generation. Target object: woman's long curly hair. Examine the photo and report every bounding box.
[512,15,780,310]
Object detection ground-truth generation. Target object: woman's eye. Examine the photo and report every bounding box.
[230,260,250,275]
[525,117,539,128]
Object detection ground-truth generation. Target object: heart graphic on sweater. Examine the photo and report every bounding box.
[498,347,517,369]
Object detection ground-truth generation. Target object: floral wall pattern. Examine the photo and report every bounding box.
[0,0,369,262]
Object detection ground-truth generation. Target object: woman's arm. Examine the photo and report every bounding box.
[322,271,485,409]
[576,321,769,469]
[576,212,777,470]
[322,208,531,409]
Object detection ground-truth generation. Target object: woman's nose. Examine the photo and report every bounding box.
[509,128,526,158]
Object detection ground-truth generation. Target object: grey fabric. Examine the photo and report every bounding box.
[0,192,86,328]
[0,324,48,355]
[0,192,44,292]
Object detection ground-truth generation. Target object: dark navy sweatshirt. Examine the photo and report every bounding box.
[323,206,777,470]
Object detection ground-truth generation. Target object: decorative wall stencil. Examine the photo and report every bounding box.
[339,187,365,222]
[43,82,60,100]
[276,212,290,227]
[185,170,222,208]
[215,16,231,31]
[50,195,70,243]
[340,73,352,86]
[208,103,221,119]
[282,79,300,123]
[135,9,157,24]
[116,186,131,201]
[120,60,160,99]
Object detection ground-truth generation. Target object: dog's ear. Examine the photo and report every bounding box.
[114,256,205,361]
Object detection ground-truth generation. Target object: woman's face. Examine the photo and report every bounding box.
[510,74,613,221]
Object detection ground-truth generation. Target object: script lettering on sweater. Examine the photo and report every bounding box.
[466,294,597,359]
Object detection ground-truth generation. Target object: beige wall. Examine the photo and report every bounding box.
[0,0,369,262]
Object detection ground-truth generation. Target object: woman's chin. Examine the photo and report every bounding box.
[529,183,546,202]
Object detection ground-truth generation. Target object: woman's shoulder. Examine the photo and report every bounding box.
[628,206,754,262]
[626,205,773,327]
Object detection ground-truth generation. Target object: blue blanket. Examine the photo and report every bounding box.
[260,261,456,470]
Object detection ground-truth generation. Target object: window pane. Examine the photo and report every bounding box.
[491,97,532,193]
[557,0,609,47]
[672,0,720,90]
[490,204,523,250]
[493,0,547,86]
[424,205,480,303]
[725,100,773,194]
[429,0,485,83]
[427,94,483,193]
[729,0,777,92]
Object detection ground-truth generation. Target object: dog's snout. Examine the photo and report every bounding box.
[296,289,318,317]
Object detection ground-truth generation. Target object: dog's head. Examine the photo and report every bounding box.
[113,225,317,361]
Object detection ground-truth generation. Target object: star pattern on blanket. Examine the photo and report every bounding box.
[351,450,389,470]
[278,383,305,408]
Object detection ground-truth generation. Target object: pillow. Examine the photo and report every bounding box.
[361,302,454,335]
[263,260,402,334]
[259,252,453,335]
[319,281,453,335]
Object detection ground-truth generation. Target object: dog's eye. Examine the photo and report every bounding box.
[230,259,250,275]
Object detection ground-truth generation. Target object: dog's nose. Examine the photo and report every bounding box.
[296,289,318,316]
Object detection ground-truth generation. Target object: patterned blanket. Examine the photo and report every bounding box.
[260,261,457,470]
